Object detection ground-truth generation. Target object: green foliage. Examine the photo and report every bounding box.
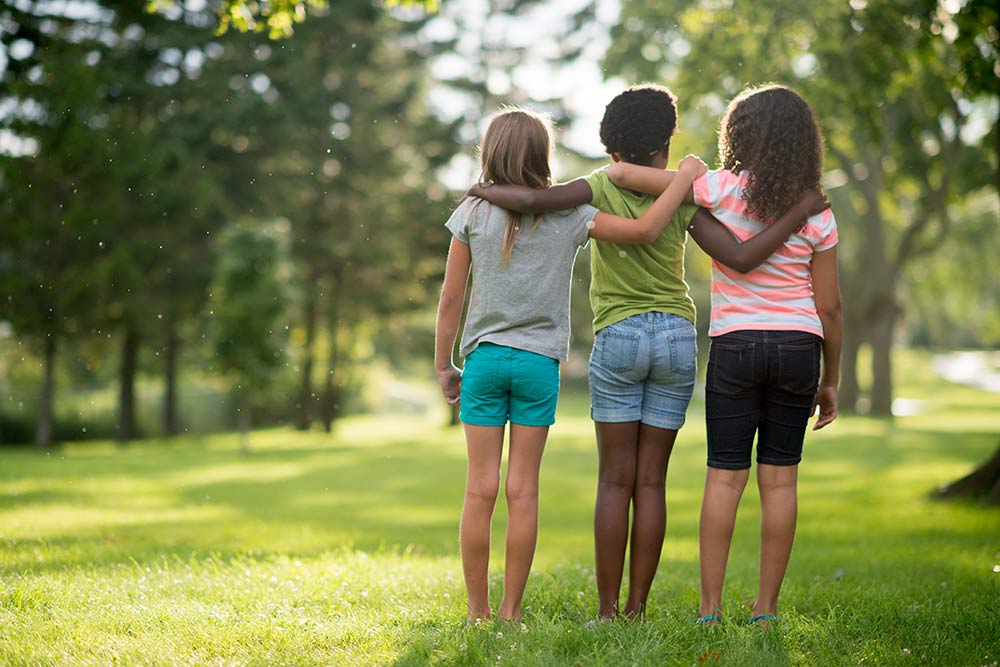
[208,221,291,387]
[148,0,439,39]
[0,352,998,664]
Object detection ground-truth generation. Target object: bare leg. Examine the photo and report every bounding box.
[497,423,549,622]
[622,423,676,618]
[593,421,639,619]
[754,463,798,625]
[698,466,750,619]
[460,424,505,621]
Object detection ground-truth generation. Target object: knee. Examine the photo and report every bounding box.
[634,469,666,492]
[467,477,500,505]
[708,469,749,495]
[758,472,797,496]
[598,468,635,496]
[505,476,539,505]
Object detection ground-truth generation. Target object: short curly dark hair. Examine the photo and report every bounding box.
[719,84,825,222]
[599,84,678,166]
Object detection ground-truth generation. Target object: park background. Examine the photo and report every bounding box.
[1,0,998,665]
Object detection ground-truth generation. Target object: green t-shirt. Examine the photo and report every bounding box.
[584,167,697,333]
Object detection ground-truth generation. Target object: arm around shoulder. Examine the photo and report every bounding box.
[470,179,592,214]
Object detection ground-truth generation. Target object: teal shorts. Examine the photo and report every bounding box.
[460,343,560,427]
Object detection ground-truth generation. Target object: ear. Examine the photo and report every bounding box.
[610,152,622,163]
[659,145,670,163]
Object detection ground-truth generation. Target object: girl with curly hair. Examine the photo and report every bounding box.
[608,84,843,628]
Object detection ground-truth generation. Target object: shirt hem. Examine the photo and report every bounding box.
[462,336,567,362]
[594,306,696,334]
[709,323,825,339]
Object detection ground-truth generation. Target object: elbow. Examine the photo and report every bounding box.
[438,291,463,312]
[722,255,756,274]
[520,190,544,213]
[640,228,660,244]
[817,301,843,324]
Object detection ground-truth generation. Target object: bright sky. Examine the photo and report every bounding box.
[414,0,626,188]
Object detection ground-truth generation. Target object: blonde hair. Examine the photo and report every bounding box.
[477,108,554,266]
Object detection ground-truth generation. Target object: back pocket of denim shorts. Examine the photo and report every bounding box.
[708,342,755,394]
[776,341,821,395]
[597,328,641,373]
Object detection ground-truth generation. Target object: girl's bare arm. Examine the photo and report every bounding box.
[811,246,842,430]
[467,179,592,214]
[587,155,706,244]
[434,237,471,404]
[689,189,831,273]
[606,163,695,204]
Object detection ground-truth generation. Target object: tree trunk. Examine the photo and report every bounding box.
[320,284,342,433]
[295,288,319,431]
[162,323,180,437]
[35,334,56,449]
[238,388,251,455]
[869,296,896,417]
[933,442,1000,505]
[839,309,865,414]
[320,324,340,433]
[117,327,139,443]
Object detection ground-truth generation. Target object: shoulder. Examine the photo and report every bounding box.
[803,208,838,249]
[584,166,609,187]
[446,197,498,235]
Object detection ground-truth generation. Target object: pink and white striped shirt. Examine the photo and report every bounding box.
[692,169,838,339]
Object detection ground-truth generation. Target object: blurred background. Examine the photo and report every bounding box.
[1,0,997,448]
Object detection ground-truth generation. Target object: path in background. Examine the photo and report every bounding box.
[932,350,1000,393]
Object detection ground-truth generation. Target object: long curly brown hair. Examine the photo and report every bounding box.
[719,85,824,222]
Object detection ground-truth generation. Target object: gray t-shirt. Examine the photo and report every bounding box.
[446,198,598,362]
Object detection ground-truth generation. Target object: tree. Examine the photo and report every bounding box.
[934,441,1000,506]
[601,0,998,415]
[0,11,120,447]
[232,0,459,431]
[208,221,291,453]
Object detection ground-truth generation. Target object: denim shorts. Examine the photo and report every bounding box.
[460,343,560,427]
[705,330,822,470]
[588,312,697,430]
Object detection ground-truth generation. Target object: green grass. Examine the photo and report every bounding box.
[1,352,999,666]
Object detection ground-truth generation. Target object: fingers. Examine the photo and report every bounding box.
[812,408,837,430]
[680,154,708,177]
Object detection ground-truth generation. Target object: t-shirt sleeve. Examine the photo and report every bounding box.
[584,168,610,212]
[814,210,839,251]
[691,168,741,211]
[444,199,475,244]
[673,203,697,231]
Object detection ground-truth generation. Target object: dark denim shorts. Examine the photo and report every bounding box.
[705,330,822,470]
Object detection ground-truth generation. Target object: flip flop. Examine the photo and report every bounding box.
[748,614,777,626]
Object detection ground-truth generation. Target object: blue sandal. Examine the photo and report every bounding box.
[748,614,777,626]
[696,614,722,626]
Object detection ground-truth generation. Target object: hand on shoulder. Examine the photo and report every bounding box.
[678,154,708,180]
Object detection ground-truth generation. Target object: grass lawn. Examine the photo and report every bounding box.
[1,352,998,666]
